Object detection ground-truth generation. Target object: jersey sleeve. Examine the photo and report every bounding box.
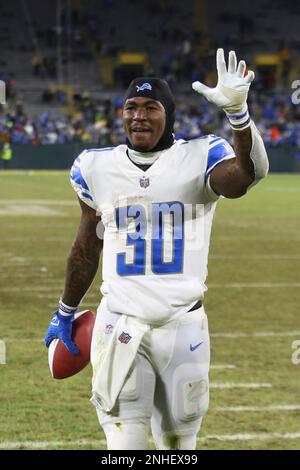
[205,135,235,180]
[70,150,98,210]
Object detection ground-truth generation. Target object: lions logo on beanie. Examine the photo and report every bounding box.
[124,77,175,152]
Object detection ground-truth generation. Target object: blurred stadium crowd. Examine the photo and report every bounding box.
[1,0,300,148]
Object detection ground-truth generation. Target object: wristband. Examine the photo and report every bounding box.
[58,299,78,317]
[226,108,251,131]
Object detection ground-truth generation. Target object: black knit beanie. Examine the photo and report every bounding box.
[124,77,175,152]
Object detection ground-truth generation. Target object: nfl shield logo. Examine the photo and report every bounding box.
[105,324,114,334]
[140,176,150,188]
[118,332,132,344]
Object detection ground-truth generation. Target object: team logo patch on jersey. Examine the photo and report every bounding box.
[136,83,152,92]
[140,176,150,188]
[118,332,132,344]
[105,324,114,334]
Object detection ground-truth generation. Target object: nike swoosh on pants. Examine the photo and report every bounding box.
[190,341,204,352]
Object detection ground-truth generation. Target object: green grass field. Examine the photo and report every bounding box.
[0,171,299,450]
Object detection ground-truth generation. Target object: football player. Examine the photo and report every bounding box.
[45,49,268,450]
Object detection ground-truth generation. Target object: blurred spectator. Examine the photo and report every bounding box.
[280,46,292,88]
[31,54,43,77]
[1,142,12,169]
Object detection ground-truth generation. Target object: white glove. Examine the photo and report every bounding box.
[192,49,255,128]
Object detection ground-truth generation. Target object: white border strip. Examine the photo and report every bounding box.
[0,200,77,206]
[216,404,300,412]
[210,365,236,369]
[211,255,300,259]
[210,383,272,389]
[198,432,300,442]
[211,331,300,338]
[208,283,300,288]
[0,440,104,450]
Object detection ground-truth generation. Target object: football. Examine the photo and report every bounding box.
[48,310,95,379]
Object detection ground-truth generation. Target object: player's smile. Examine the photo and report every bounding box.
[123,97,166,151]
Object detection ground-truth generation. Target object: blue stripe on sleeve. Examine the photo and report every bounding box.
[81,191,93,201]
[205,139,235,181]
[208,137,222,146]
[70,164,90,191]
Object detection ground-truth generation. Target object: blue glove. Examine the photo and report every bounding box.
[45,311,79,356]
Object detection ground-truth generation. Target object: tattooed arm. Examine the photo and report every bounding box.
[61,198,103,306]
[44,198,102,355]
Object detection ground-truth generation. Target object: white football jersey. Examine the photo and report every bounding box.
[70,137,235,324]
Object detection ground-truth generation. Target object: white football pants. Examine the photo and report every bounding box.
[91,298,210,450]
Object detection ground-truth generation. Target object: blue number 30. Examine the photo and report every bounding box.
[116,202,184,275]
